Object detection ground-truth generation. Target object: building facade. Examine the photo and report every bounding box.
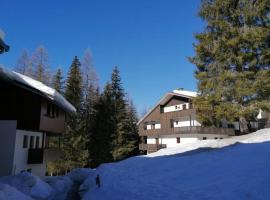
[138,90,235,154]
[0,67,75,176]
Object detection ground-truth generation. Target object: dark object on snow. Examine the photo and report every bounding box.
[96,174,101,188]
[0,37,9,54]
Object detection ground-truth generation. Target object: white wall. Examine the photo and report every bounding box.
[13,130,46,177]
[174,120,201,127]
[147,136,199,148]
[164,103,189,113]
[0,121,17,176]
[146,124,161,130]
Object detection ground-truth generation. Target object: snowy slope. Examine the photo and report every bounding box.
[81,129,270,200]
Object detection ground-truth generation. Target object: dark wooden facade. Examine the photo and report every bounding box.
[138,93,234,152]
[0,79,65,134]
[138,95,196,137]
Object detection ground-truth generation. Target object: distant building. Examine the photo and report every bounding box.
[138,89,235,154]
[0,67,76,176]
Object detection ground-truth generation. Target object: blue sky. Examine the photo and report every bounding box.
[1,0,203,115]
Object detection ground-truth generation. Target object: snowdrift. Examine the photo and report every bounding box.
[81,129,270,200]
[0,168,94,200]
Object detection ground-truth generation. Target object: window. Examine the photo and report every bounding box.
[35,136,40,149]
[182,104,187,110]
[46,102,59,118]
[175,121,179,125]
[56,107,59,117]
[175,106,178,110]
[23,135,28,148]
[30,136,35,149]
[176,137,180,143]
[151,124,155,129]
[52,105,55,117]
[47,103,51,116]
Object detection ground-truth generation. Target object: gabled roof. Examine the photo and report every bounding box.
[0,67,76,113]
[137,89,197,125]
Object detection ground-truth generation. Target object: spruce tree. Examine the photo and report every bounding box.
[89,83,114,167]
[190,0,270,132]
[52,68,64,94]
[62,56,89,170]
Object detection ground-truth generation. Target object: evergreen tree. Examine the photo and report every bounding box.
[62,56,89,170]
[190,0,270,132]
[113,100,139,160]
[65,56,83,110]
[89,82,114,167]
[14,49,32,76]
[52,68,64,94]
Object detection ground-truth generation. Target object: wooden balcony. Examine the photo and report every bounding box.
[28,148,44,164]
[139,126,235,137]
[139,144,167,152]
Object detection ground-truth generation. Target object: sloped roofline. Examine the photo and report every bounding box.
[137,90,197,125]
[0,67,76,113]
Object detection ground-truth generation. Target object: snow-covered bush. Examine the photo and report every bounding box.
[0,172,53,200]
[0,183,33,200]
[67,168,95,184]
[43,176,73,200]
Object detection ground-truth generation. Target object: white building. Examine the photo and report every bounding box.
[0,67,76,176]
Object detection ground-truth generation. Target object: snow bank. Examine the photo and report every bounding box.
[81,129,270,200]
[43,176,73,200]
[147,128,270,157]
[67,168,95,184]
[0,183,33,200]
[0,172,53,200]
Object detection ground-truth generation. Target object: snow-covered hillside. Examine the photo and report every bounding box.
[80,129,270,200]
[1,129,270,200]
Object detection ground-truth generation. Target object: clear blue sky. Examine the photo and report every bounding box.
[1,0,204,115]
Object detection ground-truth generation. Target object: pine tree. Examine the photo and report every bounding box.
[65,56,83,110]
[89,83,114,167]
[62,56,89,170]
[14,49,32,76]
[113,100,139,160]
[190,0,270,132]
[52,68,64,94]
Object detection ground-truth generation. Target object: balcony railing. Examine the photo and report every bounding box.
[28,148,44,164]
[139,144,167,152]
[139,126,235,136]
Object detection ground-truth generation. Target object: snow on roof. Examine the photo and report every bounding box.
[172,89,197,97]
[138,89,197,125]
[0,67,76,113]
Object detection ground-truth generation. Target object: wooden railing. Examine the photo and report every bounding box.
[139,144,167,151]
[172,126,235,135]
[139,126,235,136]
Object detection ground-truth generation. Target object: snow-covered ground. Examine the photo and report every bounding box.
[1,129,270,200]
[81,129,270,200]
[0,169,94,200]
